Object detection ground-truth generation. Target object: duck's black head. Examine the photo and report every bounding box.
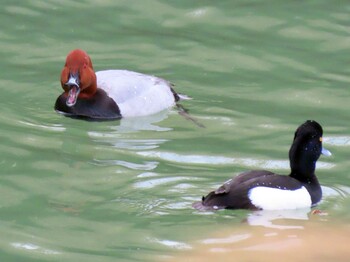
[289,120,330,180]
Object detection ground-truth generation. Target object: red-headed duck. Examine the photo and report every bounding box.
[55,49,189,120]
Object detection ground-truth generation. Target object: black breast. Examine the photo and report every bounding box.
[55,89,121,120]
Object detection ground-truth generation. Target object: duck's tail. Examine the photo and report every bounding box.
[192,200,225,211]
[178,93,192,101]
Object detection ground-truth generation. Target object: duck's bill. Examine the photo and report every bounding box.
[66,85,80,107]
[65,71,80,107]
[321,147,332,156]
[65,72,80,87]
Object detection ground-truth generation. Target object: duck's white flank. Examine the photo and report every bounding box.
[249,186,312,210]
[96,70,176,118]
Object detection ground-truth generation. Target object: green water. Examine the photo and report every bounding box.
[1,1,350,261]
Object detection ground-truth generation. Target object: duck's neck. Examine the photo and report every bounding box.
[79,73,97,99]
[288,137,320,182]
[290,159,316,182]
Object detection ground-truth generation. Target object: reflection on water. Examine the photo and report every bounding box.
[246,209,310,229]
[165,211,350,262]
[114,110,173,133]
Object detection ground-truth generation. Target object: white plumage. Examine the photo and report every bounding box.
[249,186,312,210]
[96,70,176,118]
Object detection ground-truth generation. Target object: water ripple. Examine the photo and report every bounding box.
[201,233,251,244]
[19,120,65,132]
[137,151,334,169]
[94,159,158,170]
[324,136,350,146]
[88,132,168,150]
[6,6,41,16]
[133,176,196,189]
[11,242,60,255]
[147,237,192,250]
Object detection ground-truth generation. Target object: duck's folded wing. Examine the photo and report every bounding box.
[195,172,302,210]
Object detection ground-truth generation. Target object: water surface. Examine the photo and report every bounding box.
[1,1,349,261]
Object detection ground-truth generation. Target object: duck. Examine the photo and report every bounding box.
[193,120,332,211]
[55,49,189,120]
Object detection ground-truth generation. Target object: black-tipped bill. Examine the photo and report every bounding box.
[321,147,332,156]
[65,72,80,107]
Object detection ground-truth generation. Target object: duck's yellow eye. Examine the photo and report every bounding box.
[319,137,323,142]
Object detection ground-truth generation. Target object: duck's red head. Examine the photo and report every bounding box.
[60,49,97,107]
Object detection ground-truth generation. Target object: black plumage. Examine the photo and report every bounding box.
[193,120,330,211]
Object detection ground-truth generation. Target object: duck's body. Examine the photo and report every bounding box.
[96,70,178,118]
[196,170,321,211]
[193,120,331,211]
[55,49,186,120]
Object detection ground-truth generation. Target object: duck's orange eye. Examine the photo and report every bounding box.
[319,137,323,142]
